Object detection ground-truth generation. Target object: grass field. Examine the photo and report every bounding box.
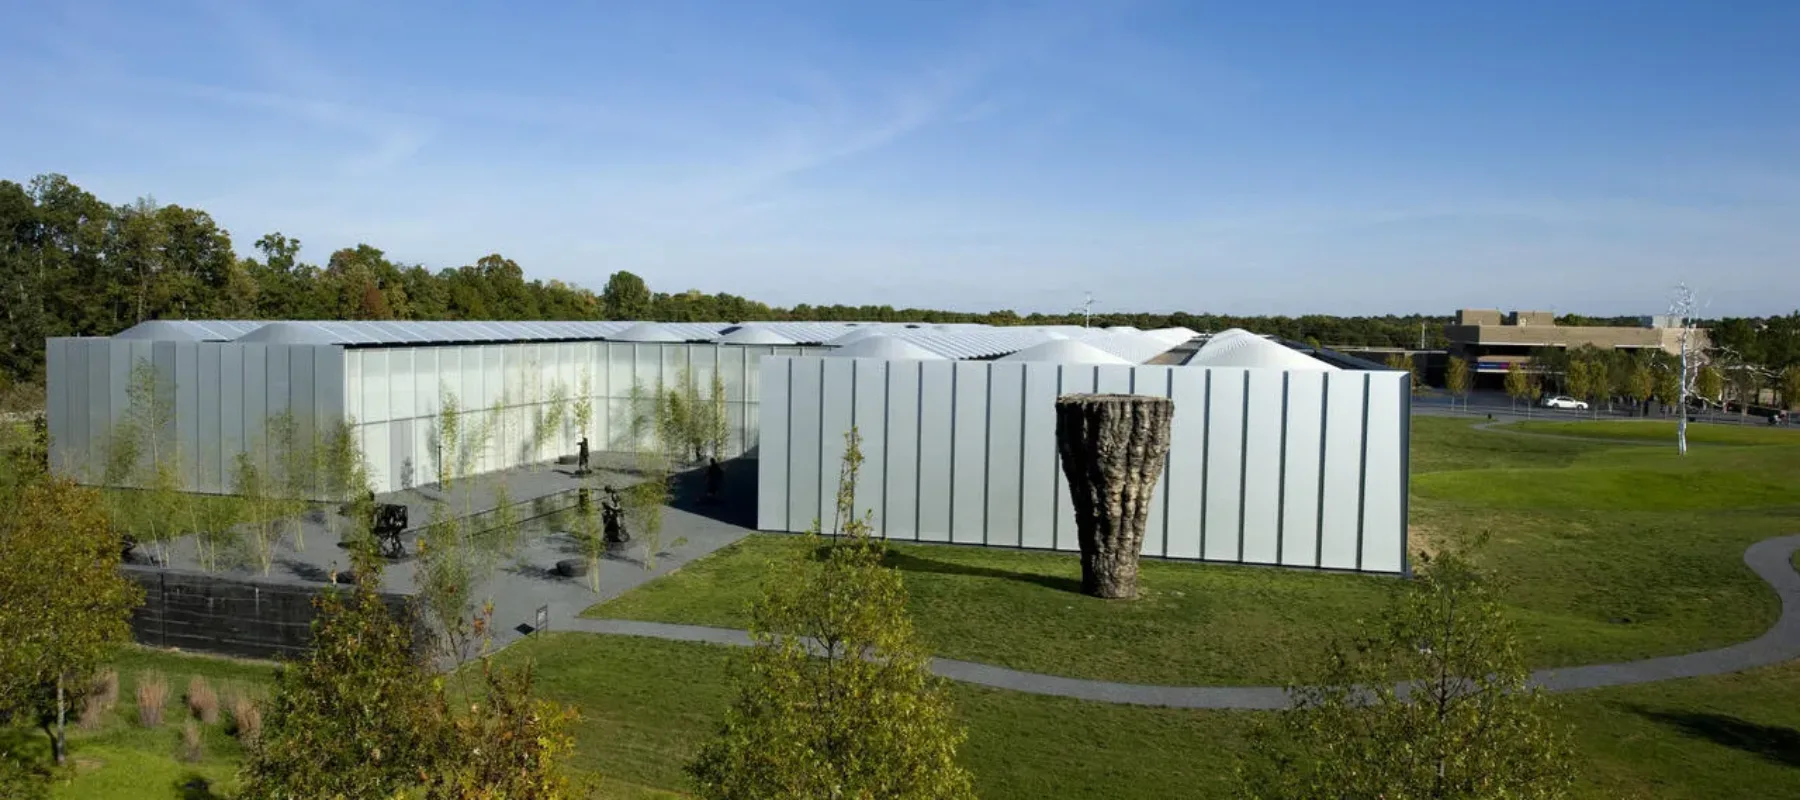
[4,647,682,799]
[588,417,1800,684]
[7,649,277,799]
[1512,419,1800,446]
[496,632,1800,800]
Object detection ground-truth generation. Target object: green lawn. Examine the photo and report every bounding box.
[587,417,1800,684]
[1511,419,1800,446]
[592,534,1395,685]
[5,647,682,799]
[10,648,278,799]
[18,416,1800,798]
[496,632,1800,800]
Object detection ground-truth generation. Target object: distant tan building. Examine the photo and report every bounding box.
[1444,309,1707,376]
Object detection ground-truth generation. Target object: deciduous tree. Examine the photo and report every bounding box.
[1503,362,1529,412]
[423,661,579,800]
[1696,364,1724,406]
[0,479,143,766]
[601,270,652,320]
[239,552,442,799]
[1445,356,1470,411]
[1242,547,1575,799]
[1780,365,1800,411]
[687,429,975,800]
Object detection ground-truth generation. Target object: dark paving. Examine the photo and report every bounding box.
[570,535,1800,710]
[148,454,759,659]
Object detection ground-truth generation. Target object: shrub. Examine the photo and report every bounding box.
[93,668,120,709]
[228,691,262,744]
[186,676,219,724]
[136,672,169,727]
[178,720,204,763]
[77,693,107,731]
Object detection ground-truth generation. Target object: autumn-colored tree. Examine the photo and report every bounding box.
[1503,362,1529,412]
[1242,547,1575,799]
[687,428,975,800]
[423,660,580,800]
[1445,357,1470,411]
[1384,353,1420,393]
[0,479,143,766]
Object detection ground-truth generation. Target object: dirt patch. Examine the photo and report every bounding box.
[1407,524,1441,559]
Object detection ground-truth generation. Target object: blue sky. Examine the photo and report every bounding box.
[2,0,1795,316]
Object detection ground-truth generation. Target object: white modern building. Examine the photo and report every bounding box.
[756,330,1412,574]
[46,320,1408,574]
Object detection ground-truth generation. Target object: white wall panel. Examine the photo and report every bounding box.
[361,350,389,425]
[850,359,888,530]
[106,342,135,476]
[243,345,267,473]
[883,361,922,538]
[287,344,314,465]
[787,357,824,531]
[346,350,364,422]
[985,362,1027,548]
[818,358,854,532]
[1360,374,1407,573]
[265,344,290,421]
[196,343,222,494]
[1017,363,1060,550]
[1203,369,1246,562]
[1318,372,1368,570]
[1138,368,1173,557]
[755,356,790,531]
[219,345,245,488]
[82,341,108,479]
[915,361,955,542]
[754,357,1408,575]
[1164,368,1209,559]
[949,362,988,545]
[1280,371,1325,567]
[1241,368,1285,564]
[172,343,198,488]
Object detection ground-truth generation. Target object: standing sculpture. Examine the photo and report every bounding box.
[601,485,630,544]
[1054,394,1175,599]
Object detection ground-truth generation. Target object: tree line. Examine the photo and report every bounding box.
[23,171,1798,391]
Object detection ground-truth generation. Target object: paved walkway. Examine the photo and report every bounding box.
[567,534,1800,710]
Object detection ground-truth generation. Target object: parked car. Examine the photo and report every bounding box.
[1541,395,1589,410]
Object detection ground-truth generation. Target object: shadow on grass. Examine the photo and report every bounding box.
[875,549,1084,595]
[176,773,223,799]
[1632,706,1800,768]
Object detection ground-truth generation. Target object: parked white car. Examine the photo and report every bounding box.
[1541,395,1588,410]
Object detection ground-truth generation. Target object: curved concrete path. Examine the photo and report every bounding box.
[565,535,1800,710]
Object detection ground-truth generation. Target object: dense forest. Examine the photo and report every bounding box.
[4,173,1796,387]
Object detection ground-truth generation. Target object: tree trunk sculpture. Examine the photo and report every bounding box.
[1054,394,1175,599]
